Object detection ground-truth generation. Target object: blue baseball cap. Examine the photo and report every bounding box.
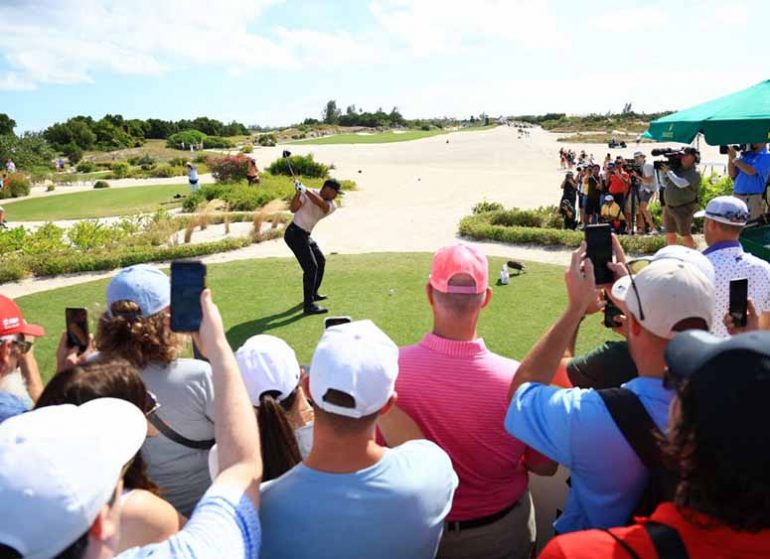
[106,265,170,317]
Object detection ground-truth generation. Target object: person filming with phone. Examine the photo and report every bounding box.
[284,177,341,316]
[697,196,770,337]
[728,143,770,220]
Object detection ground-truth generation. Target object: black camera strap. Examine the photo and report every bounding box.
[149,413,215,450]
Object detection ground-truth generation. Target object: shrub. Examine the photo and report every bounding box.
[0,226,27,255]
[241,145,253,154]
[0,173,32,198]
[267,153,328,179]
[110,162,129,178]
[210,156,250,183]
[167,129,206,149]
[169,157,188,167]
[257,134,276,147]
[46,184,55,192]
[472,201,504,214]
[76,161,96,173]
[62,142,83,164]
[137,154,156,169]
[149,164,185,178]
[22,223,67,255]
[68,220,124,250]
[194,153,210,164]
[202,136,233,149]
[93,180,110,189]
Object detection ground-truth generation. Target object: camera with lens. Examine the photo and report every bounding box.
[621,159,642,175]
[719,144,749,155]
[652,148,684,171]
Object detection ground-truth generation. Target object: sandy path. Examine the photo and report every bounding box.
[2,127,720,298]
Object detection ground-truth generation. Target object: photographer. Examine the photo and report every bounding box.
[605,163,630,233]
[560,171,579,230]
[728,143,770,220]
[631,151,656,234]
[660,147,700,248]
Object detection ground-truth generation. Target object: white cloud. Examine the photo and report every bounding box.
[0,0,377,89]
[0,72,36,91]
[708,4,749,25]
[369,0,568,57]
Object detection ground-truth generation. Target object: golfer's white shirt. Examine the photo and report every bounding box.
[293,189,336,233]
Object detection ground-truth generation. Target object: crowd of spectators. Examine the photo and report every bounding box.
[1,201,770,557]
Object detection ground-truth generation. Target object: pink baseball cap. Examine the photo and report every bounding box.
[429,245,488,294]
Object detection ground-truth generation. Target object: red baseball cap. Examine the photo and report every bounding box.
[429,245,489,294]
[0,295,45,338]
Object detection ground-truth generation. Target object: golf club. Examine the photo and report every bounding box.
[282,150,298,183]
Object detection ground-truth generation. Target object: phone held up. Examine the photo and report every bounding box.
[65,307,89,353]
[603,293,623,329]
[585,224,613,285]
[729,278,749,328]
[324,316,352,329]
[170,260,207,333]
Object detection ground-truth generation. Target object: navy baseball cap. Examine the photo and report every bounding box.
[106,265,170,317]
[665,331,770,457]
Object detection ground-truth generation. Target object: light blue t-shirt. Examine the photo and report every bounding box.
[259,440,458,559]
[505,377,673,534]
[116,484,260,558]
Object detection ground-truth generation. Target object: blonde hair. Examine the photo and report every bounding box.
[96,300,181,369]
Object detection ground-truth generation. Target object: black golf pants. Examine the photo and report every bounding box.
[284,222,326,309]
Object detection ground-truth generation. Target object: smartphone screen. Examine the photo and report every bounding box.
[585,224,613,284]
[324,316,352,329]
[65,307,89,352]
[729,278,749,327]
[170,261,207,332]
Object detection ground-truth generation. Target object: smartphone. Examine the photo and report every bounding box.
[729,278,749,328]
[585,224,613,284]
[170,261,207,332]
[65,307,89,352]
[603,293,623,328]
[324,316,352,329]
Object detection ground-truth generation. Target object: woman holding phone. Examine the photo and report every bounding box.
[96,264,216,517]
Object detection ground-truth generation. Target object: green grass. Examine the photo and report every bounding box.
[3,184,189,221]
[15,253,613,383]
[289,125,498,145]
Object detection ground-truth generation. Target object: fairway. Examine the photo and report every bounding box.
[15,253,613,382]
[3,183,189,221]
[289,129,447,145]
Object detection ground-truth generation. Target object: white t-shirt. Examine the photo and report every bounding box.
[704,242,770,337]
[292,190,336,233]
[641,162,657,192]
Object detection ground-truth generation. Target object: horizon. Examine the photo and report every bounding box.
[1,0,767,133]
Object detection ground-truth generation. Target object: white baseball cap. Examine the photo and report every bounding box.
[0,399,147,559]
[633,151,645,158]
[693,196,750,227]
[611,259,714,339]
[235,334,301,406]
[649,245,716,285]
[309,320,398,419]
[604,194,614,202]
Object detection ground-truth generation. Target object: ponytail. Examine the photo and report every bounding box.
[258,392,302,481]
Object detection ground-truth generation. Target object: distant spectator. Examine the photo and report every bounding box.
[186,162,200,192]
[632,151,657,234]
[660,148,700,248]
[396,245,555,559]
[0,205,6,229]
[540,330,770,558]
[260,320,458,559]
[97,265,215,517]
[696,196,770,337]
[246,157,260,185]
[584,165,602,224]
[0,295,45,406]
[505,247,714,533]
[35,356,185,553]
[0,289,263,558]
[208,334,314,482]
[557,244,715,391]
[728,143,770,220]
[5,159,15,173]
[606,162,630,223]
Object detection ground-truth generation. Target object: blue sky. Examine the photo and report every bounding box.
[1,0,767,132]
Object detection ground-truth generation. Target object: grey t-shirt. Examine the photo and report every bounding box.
[141,358,215,517]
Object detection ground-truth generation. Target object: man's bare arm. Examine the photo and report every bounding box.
[302,187,332,214]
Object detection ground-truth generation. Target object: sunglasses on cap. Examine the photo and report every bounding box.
[705,210,749,223]
[1,335,33,355]
[621,262,646,322]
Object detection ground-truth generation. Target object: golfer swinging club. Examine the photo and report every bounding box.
[284,158,341,315]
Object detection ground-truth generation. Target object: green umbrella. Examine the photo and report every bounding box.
[645,80,770,145]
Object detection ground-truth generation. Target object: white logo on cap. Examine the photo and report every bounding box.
[2,317,19,328]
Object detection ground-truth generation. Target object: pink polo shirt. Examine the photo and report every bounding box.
[397,333,550,521]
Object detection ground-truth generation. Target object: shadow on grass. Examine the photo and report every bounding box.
[226,303,305,348]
